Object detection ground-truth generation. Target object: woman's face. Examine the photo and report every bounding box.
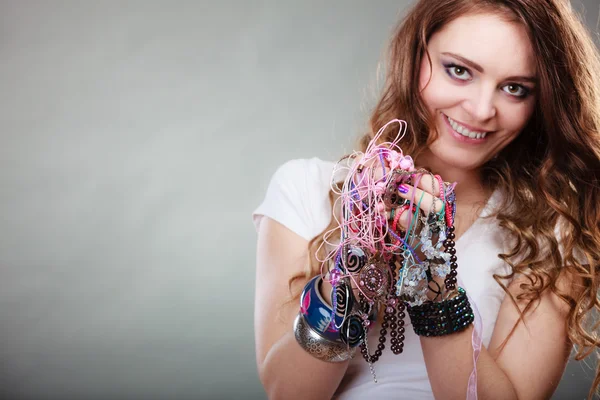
[419,12,537,172]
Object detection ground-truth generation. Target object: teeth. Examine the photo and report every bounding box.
[447,115,488,139]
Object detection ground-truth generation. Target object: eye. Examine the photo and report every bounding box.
[502,84,530,98]
[443,63,472,81]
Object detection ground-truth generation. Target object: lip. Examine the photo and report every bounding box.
[445,114,492,133]
[442,113,491,144]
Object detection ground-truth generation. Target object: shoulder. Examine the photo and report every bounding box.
[268,158,337,208]
[253,157,338,241]
[273,157,336,188]
[486,187,589,266]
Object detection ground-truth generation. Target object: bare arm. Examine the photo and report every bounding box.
[255,217,349,399]
[420,276,571,400]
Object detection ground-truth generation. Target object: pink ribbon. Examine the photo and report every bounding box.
[459,276,482,400]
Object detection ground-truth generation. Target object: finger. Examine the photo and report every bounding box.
[410,172,443,198]
[396,183,443,215]
[385,205,413,233]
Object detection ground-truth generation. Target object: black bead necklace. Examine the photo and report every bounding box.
[443,225,458,292]
[359,254,406,363]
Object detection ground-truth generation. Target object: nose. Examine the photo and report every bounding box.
[463,86,497,122]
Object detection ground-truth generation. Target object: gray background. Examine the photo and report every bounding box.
[0,1,598,399]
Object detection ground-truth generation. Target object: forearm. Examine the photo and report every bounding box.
[420,326,518,400]
[260,329,349,400]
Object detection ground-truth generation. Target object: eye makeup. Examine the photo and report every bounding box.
[443,62,472,81]
[441,61,533,99]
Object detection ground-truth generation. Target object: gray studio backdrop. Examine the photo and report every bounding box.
[0,1,598,399]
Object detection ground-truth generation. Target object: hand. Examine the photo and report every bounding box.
[386,172,446,233]
[350,154,454,302]
[385,172,453,301]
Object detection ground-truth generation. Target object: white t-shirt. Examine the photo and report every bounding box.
[252,158,517,399]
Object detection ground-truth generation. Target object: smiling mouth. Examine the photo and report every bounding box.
[442,113,493,140]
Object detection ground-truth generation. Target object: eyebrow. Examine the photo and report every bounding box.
[441,52,537,83]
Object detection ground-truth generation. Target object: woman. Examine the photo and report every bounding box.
[253,0,600,399]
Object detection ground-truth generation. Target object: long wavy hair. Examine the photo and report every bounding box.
[289,0,600,397]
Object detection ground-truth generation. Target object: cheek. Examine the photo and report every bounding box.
[419,60,459,112]
[501,102,535,133]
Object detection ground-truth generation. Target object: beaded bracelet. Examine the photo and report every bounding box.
[406,287,474,337]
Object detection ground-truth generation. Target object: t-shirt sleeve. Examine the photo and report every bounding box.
[252,158,333,241]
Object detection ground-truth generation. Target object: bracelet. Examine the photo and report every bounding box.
[293,313,356,362]
[406,287,474,337]
[300,275,344,342]
[300,274,373,344]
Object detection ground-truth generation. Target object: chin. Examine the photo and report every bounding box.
[442,156,482,172]
[427,143,487,173]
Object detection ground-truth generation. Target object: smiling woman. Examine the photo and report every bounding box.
[419,12,537,173]
[253,1,600,399]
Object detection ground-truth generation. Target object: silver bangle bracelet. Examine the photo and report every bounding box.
[293,313,356,363]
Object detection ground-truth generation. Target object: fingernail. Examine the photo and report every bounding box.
[398,184,410,194]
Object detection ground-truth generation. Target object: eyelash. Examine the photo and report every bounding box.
[442,62,531,99]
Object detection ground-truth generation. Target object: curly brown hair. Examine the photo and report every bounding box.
[288,0,600,397]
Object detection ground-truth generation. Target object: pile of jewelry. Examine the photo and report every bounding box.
[293,119,474,376]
